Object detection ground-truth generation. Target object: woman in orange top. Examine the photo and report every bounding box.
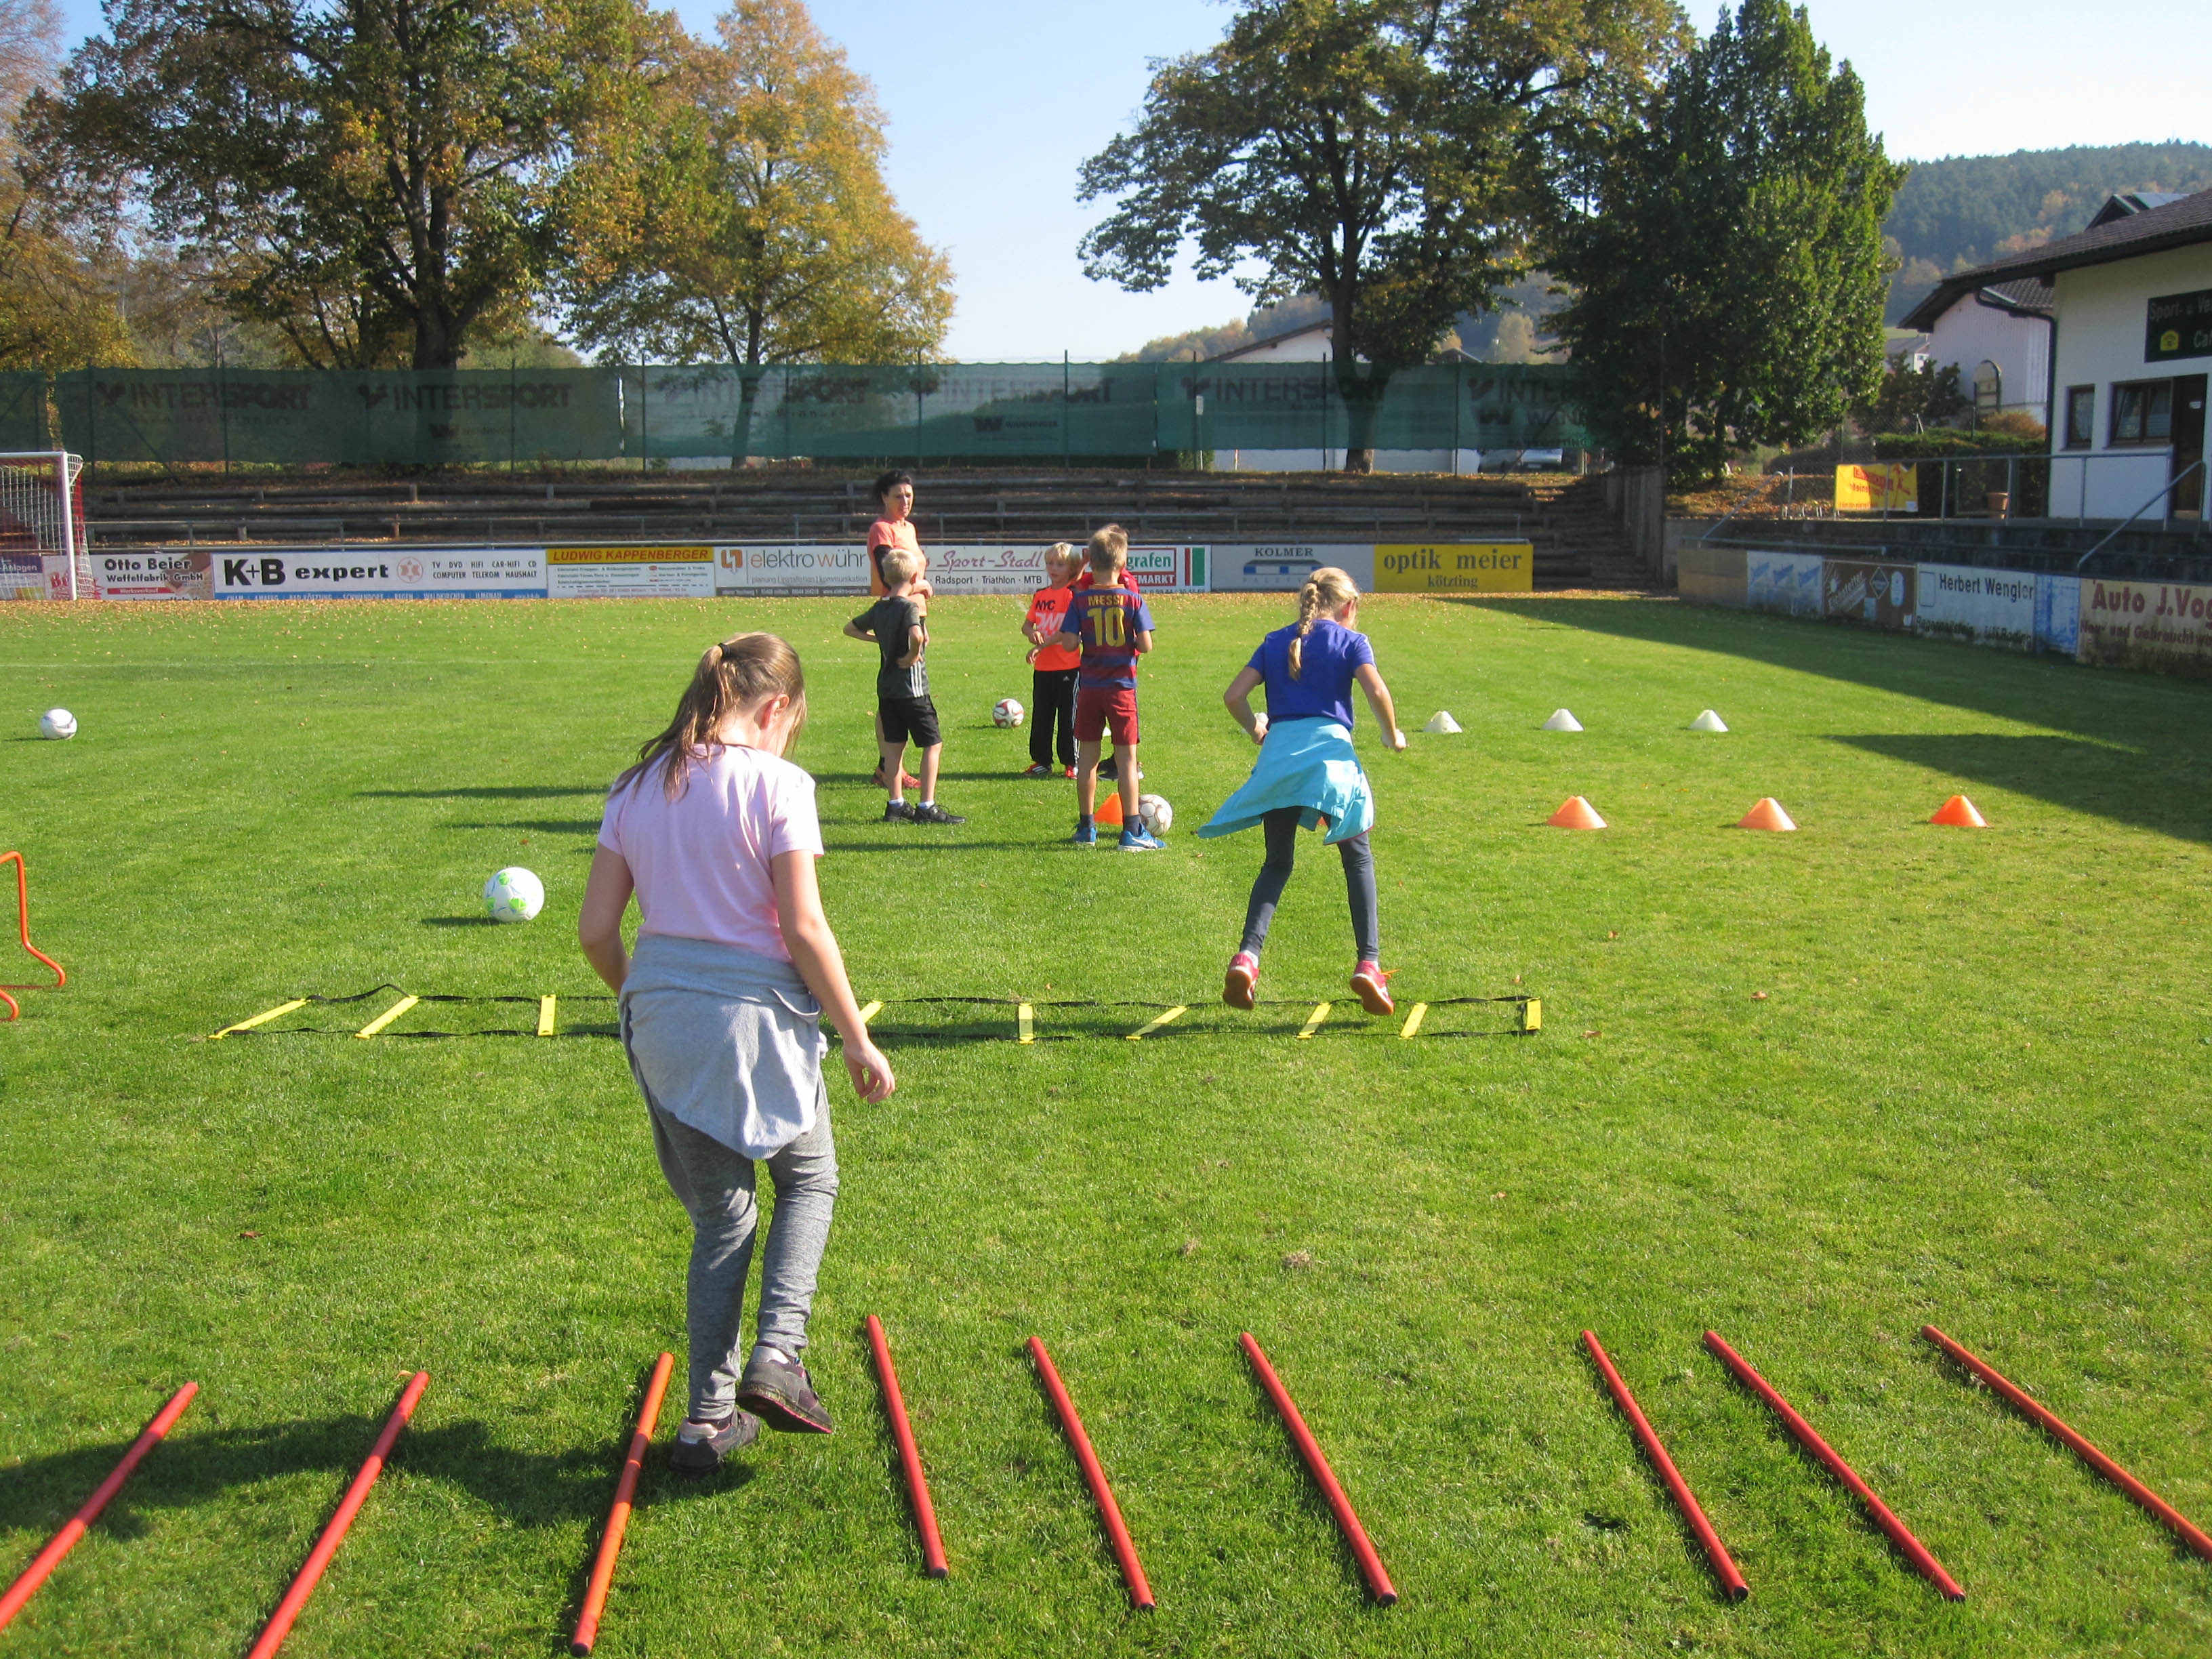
[865,471,930,785]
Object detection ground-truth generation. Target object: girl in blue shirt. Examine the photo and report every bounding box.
[1198,567,1407,1014]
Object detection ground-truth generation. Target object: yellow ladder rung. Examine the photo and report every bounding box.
[208,998,308,1040]
[1521,998,1542,1032]
[857,1000,882,1026]
[1297,1001,1331,1040]
[1017,1002,1035,1044]
[1399,1002,1428,1039]
[1126,1005,1186,1041]
[537,995,557,1038]
[354,995,419,1040]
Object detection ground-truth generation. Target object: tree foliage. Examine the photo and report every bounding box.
[26,0,666,369]
[1079,0,1679,470]
[564,0,950,375]
[1850,355,1966,434]
[1549,0,1903,481]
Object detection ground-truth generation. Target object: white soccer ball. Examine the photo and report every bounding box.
[483,866,544,924]
[1139,793,1173,834]
[38,708,75,741]
[994,697,1025,728]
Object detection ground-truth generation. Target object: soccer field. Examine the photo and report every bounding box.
[3,591,2209,1658]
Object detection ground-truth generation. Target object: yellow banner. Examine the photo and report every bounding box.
[546,546,713,564]
[1374,542,1534,594]
[1834,464,1917,512]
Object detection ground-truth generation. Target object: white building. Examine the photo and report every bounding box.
[1904,188,2211,522]
[1901,278,2052,425]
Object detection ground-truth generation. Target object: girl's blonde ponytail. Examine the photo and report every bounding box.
[1287,566,1359,680]
[615,632,809,799]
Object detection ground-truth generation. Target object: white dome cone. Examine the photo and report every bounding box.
[1689,709,1728,733]
[1542,708,1583,732]
[1425,710,1462,734]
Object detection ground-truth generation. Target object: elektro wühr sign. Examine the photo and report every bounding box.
[2146,289,2212,363]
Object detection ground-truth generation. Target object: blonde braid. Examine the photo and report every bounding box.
[1287,566,1359,681]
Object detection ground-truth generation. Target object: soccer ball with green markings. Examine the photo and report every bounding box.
[483,867,544,924]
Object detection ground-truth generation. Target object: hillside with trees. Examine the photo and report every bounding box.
[1884,141,2212,322]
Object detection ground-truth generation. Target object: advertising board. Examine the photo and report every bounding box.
[546,546,711,599]
[1915,564,2037,648]
[1372,542,1534,594]
[1822,559,1917,630]
[2036,575,2081,656]
[2076,577,2212,674]
[211,548,550,598]
[1834,464,1917,512]
[713,544,869,593]
[1205,544,1373,594]
[1745,550,1823,616]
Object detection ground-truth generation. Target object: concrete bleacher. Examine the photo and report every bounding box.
[80,467,1648,588]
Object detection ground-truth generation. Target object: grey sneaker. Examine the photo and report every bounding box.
[882,800,914,823]
[670,1408,761,1477]
[737,1351,835,1434]
[909,802,967,825]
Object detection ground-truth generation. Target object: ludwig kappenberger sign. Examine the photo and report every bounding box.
[546,546,714,598]
[1372,542,1534,593]
[2146,289,2212,363]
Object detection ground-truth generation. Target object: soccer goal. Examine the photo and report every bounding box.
[0,453,89,601]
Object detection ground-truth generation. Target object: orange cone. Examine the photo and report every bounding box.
[1547,795,1606,830]
[1736,797,1797,832]
[1094,792,1124,826]
[1930,794,1987,827]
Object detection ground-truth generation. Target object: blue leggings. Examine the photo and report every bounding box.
[1238,807,1379,962]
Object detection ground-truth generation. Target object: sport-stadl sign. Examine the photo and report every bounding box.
[2146,289,2212,364]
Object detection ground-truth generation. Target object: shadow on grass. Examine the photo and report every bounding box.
[419,916,495,928]
[1829,733,2212,843]
[447,820,602,836]
[0,1408,741,1551]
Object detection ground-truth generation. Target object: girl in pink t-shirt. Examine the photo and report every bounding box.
[581,632,893,1473]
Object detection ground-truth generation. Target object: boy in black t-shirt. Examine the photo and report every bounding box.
[843,547,965,825]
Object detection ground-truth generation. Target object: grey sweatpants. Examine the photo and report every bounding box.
[648,1101,839,1420]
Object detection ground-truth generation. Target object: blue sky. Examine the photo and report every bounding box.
[49,0,2212,360]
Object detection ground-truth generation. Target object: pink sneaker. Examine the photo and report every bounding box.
[1223,951,1258,1010]
[1350,960,1395,1017]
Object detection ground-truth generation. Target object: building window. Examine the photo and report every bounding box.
[2110,379,2174,445]
[1973,361,2003,415]
[2065,386,2095,448]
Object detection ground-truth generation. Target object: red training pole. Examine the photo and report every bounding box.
[244,1371,430,1659]
[867,1316,949,1578]
[1922,1324,2212,1562]
[570,1352,675,1656]
[1581,1332,1747,1602]
[1238,1332,1396,1605]
[1704,1332,1963,1601]
[0,1382,197,1633]
[1026,1337,1153,1610]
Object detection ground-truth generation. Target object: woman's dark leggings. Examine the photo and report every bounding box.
[1239,806,1379,961]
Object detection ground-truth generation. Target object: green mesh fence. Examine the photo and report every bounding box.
[51,361,1584,465]
[0,372,49,451]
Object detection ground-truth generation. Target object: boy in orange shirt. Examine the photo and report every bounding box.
[1019,542,1081,778]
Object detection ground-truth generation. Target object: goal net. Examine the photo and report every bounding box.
[0,453,88,600]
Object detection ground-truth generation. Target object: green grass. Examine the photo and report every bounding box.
[2,590,2211,1658]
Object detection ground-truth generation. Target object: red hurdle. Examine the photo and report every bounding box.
[1582,1332,1747,1601]
[1704,1332,1963,1600]
[244,1371,430,1658]
[867,1316,948,1578]
[1238,1333,1396,1605]
[0,1382,197,1632]
[0,850,66,1022]
[571,1352,674,1656]
[1922,1324,2212,1561]
[1027,1337,1153,1610]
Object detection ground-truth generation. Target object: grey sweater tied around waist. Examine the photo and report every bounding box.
[619,932,827,1160]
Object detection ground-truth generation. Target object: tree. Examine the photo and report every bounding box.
[1078,0,1679,471]
[1548,0,1904,482]
[0,0,138,369]
[26,0,665,369]
[563,0,951,458]
[1851,356,1966,434]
